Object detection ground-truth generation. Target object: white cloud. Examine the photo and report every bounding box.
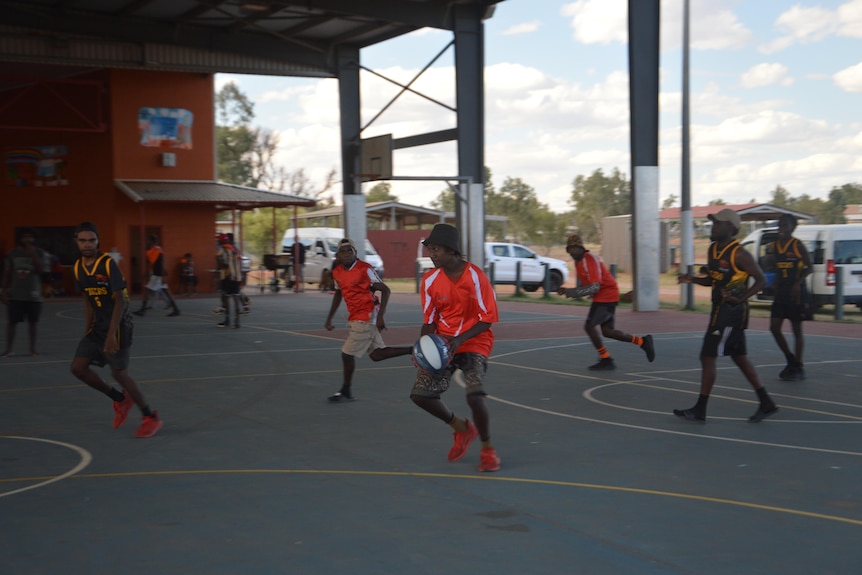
[837,0,862,37]
[834,62,862,92]
[502,20,540,35]
[740,63,793,88]
[760,3,839,53]
[561,0,627,45]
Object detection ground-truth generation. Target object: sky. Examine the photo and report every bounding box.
[216,0,862,214]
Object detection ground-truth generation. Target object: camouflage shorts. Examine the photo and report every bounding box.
[411,352,487,399]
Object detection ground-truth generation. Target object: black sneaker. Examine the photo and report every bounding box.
[132,309,146,317]
[793,366,806,380]
[778,364,796,380]
[749,403,779,423]
[673,408,706,422]
[641,335,655,363]
[217,321,228,328]
[167,309,180,317]
[328,392,355,402]
[588,358,616,371]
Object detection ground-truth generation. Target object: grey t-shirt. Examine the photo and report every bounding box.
[4,247,44,302]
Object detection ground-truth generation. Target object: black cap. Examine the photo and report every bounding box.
[423,224,461,255]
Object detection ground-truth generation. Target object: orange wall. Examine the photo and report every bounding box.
[109,69,214,180]
[1,68,220,293]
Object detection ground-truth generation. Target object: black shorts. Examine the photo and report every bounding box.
[7,300,42,324]
[74,334,131,371]
[220,279,241,295]
[701,326,747,357]
[771,294,813,322]
[586,302,617,329]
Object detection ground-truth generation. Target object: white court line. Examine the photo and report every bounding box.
[0,436,93,498]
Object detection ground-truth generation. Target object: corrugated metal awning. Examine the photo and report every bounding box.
[115,179,317,210]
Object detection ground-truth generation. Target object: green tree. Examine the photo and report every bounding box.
[769,185,792,207]
[567,168,631,243]
[662,194,678,209]
[216,82,257,186]
[366,182,397,203]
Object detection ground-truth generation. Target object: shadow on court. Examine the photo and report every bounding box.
[1,292,861,575]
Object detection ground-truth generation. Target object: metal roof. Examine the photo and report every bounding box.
[299,200,507,228]
[115,179,317,209]
[0,0,504,77]
[660,203,815,222]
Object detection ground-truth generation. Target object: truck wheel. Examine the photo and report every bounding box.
[522,284,539,292]
[548,271,564,292]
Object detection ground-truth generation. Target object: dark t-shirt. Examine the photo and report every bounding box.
[74,253,133,347]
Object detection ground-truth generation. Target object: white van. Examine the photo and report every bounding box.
[281,227,385,285]
[740,224,862,309]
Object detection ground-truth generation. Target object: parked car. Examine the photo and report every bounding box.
[740,224,862,309]
[417,241,569,292]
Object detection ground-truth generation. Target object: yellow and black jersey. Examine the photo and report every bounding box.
[769,237,807,300]
[707,240,749,330]
[73,252,133,347]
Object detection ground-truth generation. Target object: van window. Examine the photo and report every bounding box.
[803,240,825,265]
[835,240,862,264]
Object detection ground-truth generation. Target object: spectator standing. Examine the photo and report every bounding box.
[216,233,242,328]
[1,227,45,356]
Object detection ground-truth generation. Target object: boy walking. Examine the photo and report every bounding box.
[69,222,162,438]
[674,208,778,423]
[133,234,180,317]
[766,214,812,380]
[558,234,655,370]
[325,238,412,401]
[413,223,501,472]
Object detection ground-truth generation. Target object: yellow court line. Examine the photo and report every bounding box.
[1,467,860,527]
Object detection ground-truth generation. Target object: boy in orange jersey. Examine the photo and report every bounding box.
[413,223,501,472]
[324,238,412,401]
[558,234,655,370]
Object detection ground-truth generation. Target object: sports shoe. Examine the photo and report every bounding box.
[641,335,655,363]
[135,411,163,438]
[447,419,478,462]
[112,394,134,429]
[588,357,616,371]
[217,321,228,328]
[328,391,355,402]
[167,309,180,317]
[794,366,806,380]
[749,403,779,423]
[673,408,706,422]
[132,309,146,317]
[778,364,795,380]
[211,307,226,316]
[240,306,251,315]
[478,447,501,472]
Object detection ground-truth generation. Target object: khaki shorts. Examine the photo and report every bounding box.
[341,320,384,358]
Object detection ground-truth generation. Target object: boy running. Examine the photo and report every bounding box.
[413,223,501,472]
[325,238,412,401]
[70,222,162,438]
[558,234,655,370]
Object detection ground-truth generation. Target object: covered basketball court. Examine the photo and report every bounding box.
[2,293,861,574]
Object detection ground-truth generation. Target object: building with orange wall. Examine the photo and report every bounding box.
[1,68,312,293]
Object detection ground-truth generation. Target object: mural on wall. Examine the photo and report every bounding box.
[138,107,193,149]
[5,145,69,187]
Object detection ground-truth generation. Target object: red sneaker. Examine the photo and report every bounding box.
[447,419,478,462]
[478,447,501,472]
[112,394,134,429]
[135,411,163,438]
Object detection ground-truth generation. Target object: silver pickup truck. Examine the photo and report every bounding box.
[417,241,569,292]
